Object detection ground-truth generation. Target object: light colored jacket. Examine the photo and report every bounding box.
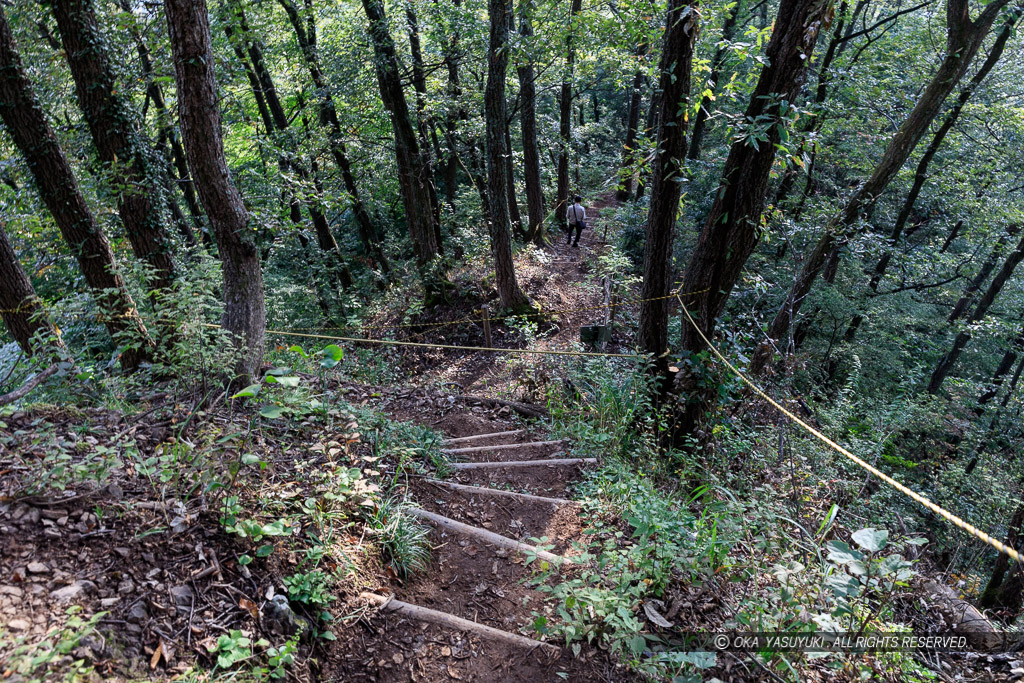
[567,203,586,225]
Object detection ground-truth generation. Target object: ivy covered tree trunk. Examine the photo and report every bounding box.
[752,0,1013,375]
[165,0,265,382]
[0,5,152,371]
[516,0,545,245]
[637,0,698,374]
[485,0,532,312]
[677,0,834,366]
[555,0,582,235]
[48,0,177,295]
[0,224,61,356]
[361,0,440,273]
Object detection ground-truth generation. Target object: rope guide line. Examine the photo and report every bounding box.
[677,295,1022,564]
[209,324,645,359]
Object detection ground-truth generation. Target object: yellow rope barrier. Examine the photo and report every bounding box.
[678,295,1022,564]
[208,324,644,359]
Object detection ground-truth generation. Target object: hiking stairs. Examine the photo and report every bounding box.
[355,427,598,679]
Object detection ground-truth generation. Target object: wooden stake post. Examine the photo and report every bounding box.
[481,304,492,347]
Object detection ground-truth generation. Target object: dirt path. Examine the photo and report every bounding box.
[449,194,631,396]
[326,391,635,681]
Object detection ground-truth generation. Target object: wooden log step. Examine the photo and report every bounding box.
[408,508,573,565]
[360,592,558,652]
[441,429,526,445]
[442,439,566,455]
[450,458,596,470]
[424,479,572,506]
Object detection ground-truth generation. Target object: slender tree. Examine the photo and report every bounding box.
[616,42,648,200]
[978,492,1024,617]
[516,0,545,245]
[361,0,441,274]
[687,1,741,160]
[555,0,583,234]
[0,222,61,356]
[485,0,532,312]
[164,0,265,381]
[119,0,203,248]
[224,2,354,292]
[676,0,834,366]
[0,5,152,371]
[47,0,177,295]
[637,0,699,374]
[751,0,1013,374]
[928,228,1024,394]
[275,0,389,275]
[845,8,1021,341]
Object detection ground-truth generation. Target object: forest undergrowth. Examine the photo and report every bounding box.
[1,216,1020,683]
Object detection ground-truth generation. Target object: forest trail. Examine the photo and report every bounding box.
[328,390,633,682]
[327,202,636,680]
[444,193,629,396]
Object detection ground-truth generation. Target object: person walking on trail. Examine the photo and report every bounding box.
[566,195,587,247]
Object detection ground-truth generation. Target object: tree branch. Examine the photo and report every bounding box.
[0,365,58,407]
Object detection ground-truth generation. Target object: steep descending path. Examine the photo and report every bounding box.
[329,405,634,681]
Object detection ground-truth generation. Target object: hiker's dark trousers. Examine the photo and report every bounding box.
[566,222,583,245]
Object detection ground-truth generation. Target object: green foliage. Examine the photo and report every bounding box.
[283,571,333,608]
[0,607,104,683]
[365,497,432,578]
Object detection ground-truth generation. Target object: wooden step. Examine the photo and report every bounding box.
[424,479,572,506]
[442,439,566,455]
[408,508,573,565]
[360,592,559,652]
[450,457,596,470]
[441,429,526,445]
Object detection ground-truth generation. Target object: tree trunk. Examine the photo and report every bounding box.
[941,219,965,253]
[404,0,444,248]
[677,0,834,368]
[118,0,205,248]
[555,0,583,234]
[844,10,1020,342]
[48,0,177,296]
[0,224,61,356]
[773,0,849,206]
[617,44,647,200]
[976,327,1024,406]
[361,0,440,273]
[226,2,354,292]
[949,227,1017,323]
[441,0,466,212]
[686,2,741,161]
[0,6,152,371]
[275,0,390,275]
[504,123,525,238]
[928,229,1024,394]
[978,495,1024,618]
[485,0,532,312]
[634,85,660,202]
[752,0,1012,375]
[165,0,265,382]
[516,1,545,245]
[637,0,698,374]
